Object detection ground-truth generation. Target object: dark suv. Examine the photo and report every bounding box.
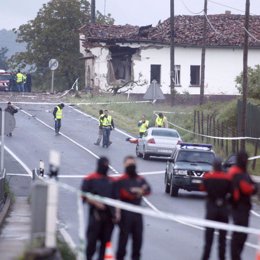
[164,143,215,197]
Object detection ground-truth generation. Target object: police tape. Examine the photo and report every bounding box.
[6,100,152,106]
[153,112,260,141]
[56,181,260,237]
[152,113,260,161]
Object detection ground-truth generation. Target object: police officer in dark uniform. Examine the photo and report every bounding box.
[228,150,257,260]
[201,157,231,260]
[81,157,115,260]
[115,155,151,260]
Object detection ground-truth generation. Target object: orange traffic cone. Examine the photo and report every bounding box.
[104,241,115,260]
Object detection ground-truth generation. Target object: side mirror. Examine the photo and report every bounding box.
[168,158,175,163]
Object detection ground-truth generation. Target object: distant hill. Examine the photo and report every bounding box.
[0,29,26,58]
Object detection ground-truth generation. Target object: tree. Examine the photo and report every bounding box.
[9,0,114,91]
[236,65,260,99]
[0,47,8,70]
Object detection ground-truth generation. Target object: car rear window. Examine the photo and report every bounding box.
[177,151,215,164]
[151,129,179,138]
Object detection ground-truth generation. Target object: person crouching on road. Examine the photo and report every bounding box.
[81,157,117,260]
[201,157,231,260]
[228,150,258,260]
[115,156,151,260]
[53,103,64,135]
[5,102,18,137]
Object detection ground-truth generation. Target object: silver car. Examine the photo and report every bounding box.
[136,127,182,160]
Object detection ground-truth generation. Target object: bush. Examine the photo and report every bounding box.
[236,65,260,99]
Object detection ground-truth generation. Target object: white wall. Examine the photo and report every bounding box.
[84,43,260,95]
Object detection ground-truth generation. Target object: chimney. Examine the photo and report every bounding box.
[225,10,231,15]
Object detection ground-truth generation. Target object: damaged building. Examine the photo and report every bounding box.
[79,13,260,96]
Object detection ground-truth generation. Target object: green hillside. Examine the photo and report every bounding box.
[0,29,25,58]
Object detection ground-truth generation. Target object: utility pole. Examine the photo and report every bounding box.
[241,0,250,150]
[170,0,175,106]
[200,0,208,105]
[91,0,96,24]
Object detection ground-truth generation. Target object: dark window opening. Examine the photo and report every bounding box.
[174,65,181,86]
[108,46,137,83]
[190,65,200,86]
[150,64,161,83]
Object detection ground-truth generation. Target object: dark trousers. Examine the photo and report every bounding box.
[95,128,103,144]
[102,127,111,147]
[231,207,250,260]
[117,211,143,260]
[86,211,114,260]
[54,119,61,133]
[201,204,228,260]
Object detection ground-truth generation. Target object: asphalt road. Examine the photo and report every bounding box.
[4,102,260,260]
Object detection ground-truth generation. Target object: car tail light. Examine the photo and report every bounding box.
[147,138,155,144]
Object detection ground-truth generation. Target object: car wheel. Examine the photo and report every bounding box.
[136,145,142,158]
[165,172,170,194]
[170,181,179,197]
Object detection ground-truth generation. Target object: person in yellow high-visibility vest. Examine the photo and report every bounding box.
[100,109,114,148]
[15,70,26,92]
[138,115,149,137]
[155,113,168,128]
[53,103,64,134]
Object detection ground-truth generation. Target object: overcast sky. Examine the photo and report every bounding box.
[1,0,260,30]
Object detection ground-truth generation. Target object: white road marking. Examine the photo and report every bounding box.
[6,173,31,177]
[20,108,119,174]
[18,104,259,251]
[251,210,260,218]
[64,105,260,248]
[4,146,33,178]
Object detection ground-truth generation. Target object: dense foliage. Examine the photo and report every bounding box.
[0,47,8,70]
[9,0,114,91]
[236,65,260,99]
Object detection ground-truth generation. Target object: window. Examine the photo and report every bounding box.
[190,65,200,86]
[151,129,179,138]
[108,46,137,83]
[150,65,161,83]
[174,65,181,86]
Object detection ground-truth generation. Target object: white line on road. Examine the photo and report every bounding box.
[251,210,260,218]
[18,104,260,251]
[67,105,260,249]
[20,108,119,174]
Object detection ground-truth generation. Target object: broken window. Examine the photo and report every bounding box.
[190,65,200,86]
[108,46,137,83]
[174,65,181,86]
[150,64,161,84]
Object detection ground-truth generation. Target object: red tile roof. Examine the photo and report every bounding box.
[80,14,260,48]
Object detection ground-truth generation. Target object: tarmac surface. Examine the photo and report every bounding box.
[1,93,260,260]
[0,150,31,260]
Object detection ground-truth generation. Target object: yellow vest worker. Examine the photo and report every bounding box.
[155,113,168,128]
[138,116,149,137]
[16,72,24,83]
[53,103,64,134]
[101,110,114,148]
[55,106,63,119]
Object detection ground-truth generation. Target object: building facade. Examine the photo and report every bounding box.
[79,14,260,95]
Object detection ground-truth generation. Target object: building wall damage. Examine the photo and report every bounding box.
[80,14,260,95]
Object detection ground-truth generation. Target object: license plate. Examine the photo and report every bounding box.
[192,179,202,184]
[158,149,171,153]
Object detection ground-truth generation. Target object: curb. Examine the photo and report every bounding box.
[0,196,11,227]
